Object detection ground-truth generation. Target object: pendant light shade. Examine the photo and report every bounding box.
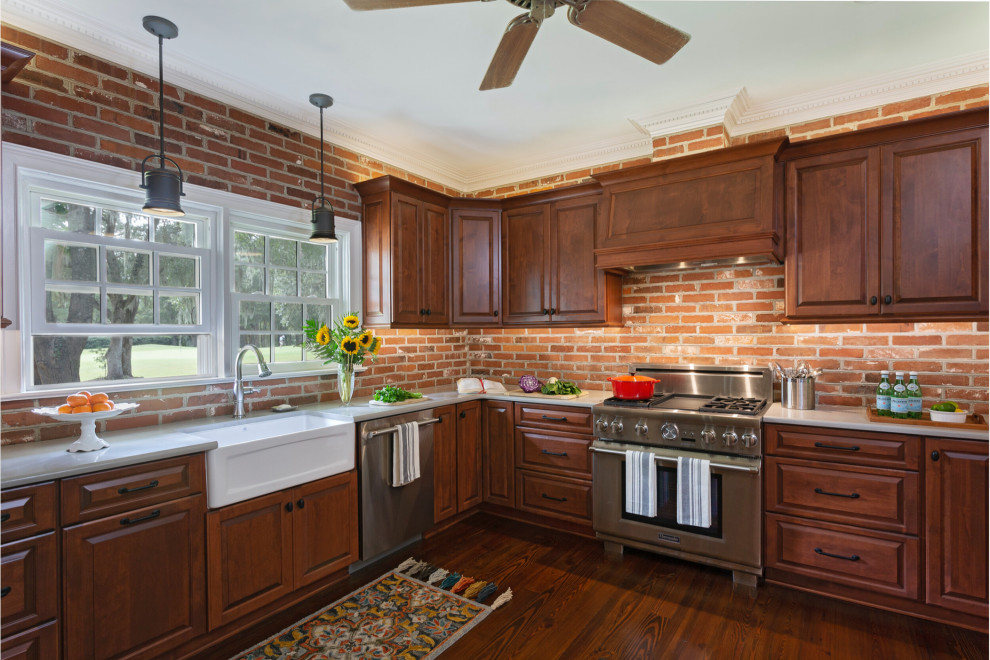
[141,16,185,217]
[309,93,338,244]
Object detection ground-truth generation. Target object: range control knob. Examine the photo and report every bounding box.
[610,418,624,434]
[741,431,759,448]
[596,416,610,433]
[660,422,679,441]
[634,419,649,436]
[722,429,739,447]
[700,426,717,446]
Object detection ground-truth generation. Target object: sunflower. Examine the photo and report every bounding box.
[342,315,360,330]
[357,330,374,348]
[340,337,360,355]
[370,336,383,355]
[315,325,331,346]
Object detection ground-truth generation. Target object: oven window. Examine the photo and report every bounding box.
[621,464,723,538]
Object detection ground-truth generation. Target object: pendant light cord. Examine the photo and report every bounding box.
[319,107,326,204]
[157,34,166,166]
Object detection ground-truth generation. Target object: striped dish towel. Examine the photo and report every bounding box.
[624,450,657,517]
[676,456,711,527]
[391,421,421,487]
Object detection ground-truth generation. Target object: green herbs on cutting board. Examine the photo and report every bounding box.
[540,377,582,396]
[373,385,423,404]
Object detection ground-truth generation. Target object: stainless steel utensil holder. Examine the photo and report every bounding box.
[782,377,816,410]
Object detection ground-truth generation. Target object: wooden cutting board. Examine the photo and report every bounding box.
[504,389,588,400]
[867,408,987,430]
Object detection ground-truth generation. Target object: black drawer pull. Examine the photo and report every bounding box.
[1,586,10,598]
[118,479,159,494]
[541,493,568,502]
[814,487,860,499]
[813,442,860,452]
[541,415,567,422]
[541,449,569,457]
[120,509,160,526]
[815,547,860,562]
[297,499,305,509]
[0,513,9,523]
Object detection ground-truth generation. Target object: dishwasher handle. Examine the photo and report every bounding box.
[363,417,440,440]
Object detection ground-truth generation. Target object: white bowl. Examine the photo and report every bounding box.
[929,408,968,423]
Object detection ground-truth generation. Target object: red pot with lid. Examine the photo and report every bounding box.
[607,375,658,400]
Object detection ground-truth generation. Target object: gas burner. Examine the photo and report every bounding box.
[602,395,671,408]
[698,396,767,415]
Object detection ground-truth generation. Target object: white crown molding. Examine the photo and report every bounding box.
[629,92,743,138]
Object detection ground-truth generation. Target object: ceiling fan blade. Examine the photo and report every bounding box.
[343,0,477,11]
[567,0,690,65]
[480,14,542,91]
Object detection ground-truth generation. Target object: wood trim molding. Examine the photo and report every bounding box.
[1,42,35,84]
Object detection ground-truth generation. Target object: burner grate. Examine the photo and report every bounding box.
[698,396,767,415]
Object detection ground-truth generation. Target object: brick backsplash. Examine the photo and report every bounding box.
[1,26,986,446]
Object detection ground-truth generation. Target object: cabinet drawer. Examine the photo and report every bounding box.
[766,458,919,534]
[1,533,58,638]
[766,424,919,470]
[514,403,593,434]
[515,470,592,523]
[0,620,58,660]
[1,483,56,544]
[766,513,918,600]
[515,428,592,477]
[61,454,206,526]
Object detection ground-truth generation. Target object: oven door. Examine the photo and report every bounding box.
[591,440,762,571]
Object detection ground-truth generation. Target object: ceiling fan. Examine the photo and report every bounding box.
[342,0,690,90]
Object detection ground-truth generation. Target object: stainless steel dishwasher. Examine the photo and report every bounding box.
[358,409,438,561]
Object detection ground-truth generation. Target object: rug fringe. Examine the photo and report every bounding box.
[450,576,475,594]
[395,557,418,573]
[490,588,513,610]
[394,559,510,610]
[426,568,449,585]
[474,582,498,603]
[462,581,485,599]
[439,573,461,590]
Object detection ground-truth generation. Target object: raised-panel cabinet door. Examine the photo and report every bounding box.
[362,195,391,326]
[391,194,425,325]
[550,196,605,323]
[292,472,359,588]
[0,533,57,638]
[421,202,450,324]
[63,495,206,660]
[925,437,989,618]
[456,400,483,511]
[881,128,988,316]
[451,209,501,325]
[502,205,550,325]
[785,148,880,320]
[0,621,58,660]
[432,406,458,523]
[482,400,515,507]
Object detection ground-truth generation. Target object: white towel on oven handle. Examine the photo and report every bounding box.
[676,456,711,528]
[391,421,421,487]
[624,450,657,517]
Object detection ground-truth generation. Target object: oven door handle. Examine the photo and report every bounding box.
[588,446,760,473]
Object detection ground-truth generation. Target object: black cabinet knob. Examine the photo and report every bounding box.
[884,295,892,304]
[550,308,556,315]
[425,309,432,316]
[932,450,940,462]
[286,502,294,512]
[297,499,305,509]
[419,308,426,316]
[459,411,467,419]
[542,308,549,315]
[870,296,878,305]
[493,310,498,317]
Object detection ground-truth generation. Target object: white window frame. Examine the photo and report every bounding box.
[1,144,362,396]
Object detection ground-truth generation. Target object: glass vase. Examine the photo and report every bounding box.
[338,363,356,406]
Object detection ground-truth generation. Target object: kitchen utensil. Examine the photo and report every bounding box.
[607,375,658,400]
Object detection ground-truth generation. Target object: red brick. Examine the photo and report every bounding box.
[72,115,130,141]
[73,53,128,80]
[2,95,69,124]
[33,121,97,147]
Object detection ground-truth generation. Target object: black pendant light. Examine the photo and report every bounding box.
[309,93,338,243]
[140,16,185,217]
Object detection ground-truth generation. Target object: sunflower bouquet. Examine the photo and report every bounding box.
[303,312,382,369]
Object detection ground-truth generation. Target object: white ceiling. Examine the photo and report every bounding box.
[3,0,988,192]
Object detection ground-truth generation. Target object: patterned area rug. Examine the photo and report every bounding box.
[232,558,512,659]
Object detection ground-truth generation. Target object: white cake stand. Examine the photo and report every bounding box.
[32,403,139,452]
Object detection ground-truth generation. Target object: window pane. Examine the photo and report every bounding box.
[45,287,99,323]
[274,303,302,332]
[40,200,97,234]
[270,237,296,267]
[45,241,98,282]
[234,231,265,263]
[300,242,326,270]
[238,334,272,363]
[101,210,150,241]
[106,249,151,285]
[306,304,333,327]
[239,301,271,332]
[234,265,265,294]
[160,293,199,325]
[269,268,297,296]
[273,333,303,362]
[155,218,196,247]
[33,334,204,385]
[301,272,326,298]
[160,255,199,288]
[107,290,154,324]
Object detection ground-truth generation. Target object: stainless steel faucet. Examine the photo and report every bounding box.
[233,344,272,418]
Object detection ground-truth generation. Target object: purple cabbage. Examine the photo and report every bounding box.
[519,374,542,393]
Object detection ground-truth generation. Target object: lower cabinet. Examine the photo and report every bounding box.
[435,401,484,523]
[207,471,358,629]
[0,621,59,660]
[1,532,58,640]
[482,400,515,507]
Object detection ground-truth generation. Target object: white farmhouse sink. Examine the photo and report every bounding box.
[184,412,355,508]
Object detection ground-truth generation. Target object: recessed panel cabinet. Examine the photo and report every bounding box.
[434,401,484,524]
[451,207,501,325]
[784,110,988,322]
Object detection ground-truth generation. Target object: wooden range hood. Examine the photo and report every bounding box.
[592,138,788,270]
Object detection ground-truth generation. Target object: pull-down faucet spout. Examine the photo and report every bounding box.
[233,344,272,418]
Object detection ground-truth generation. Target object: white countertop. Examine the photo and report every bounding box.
[764,403,989,441]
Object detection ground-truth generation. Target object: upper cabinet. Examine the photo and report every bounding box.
[592,139,787,270]
[783,110,988,322]
[501,184,622,326]
[450,204,501,326]
[355,177,450,328]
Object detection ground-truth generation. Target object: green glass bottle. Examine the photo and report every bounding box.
[875,370,892,417]
[907,372,923,419]
[890,372,909,419]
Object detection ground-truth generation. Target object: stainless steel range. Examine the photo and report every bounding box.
[590,364,772,586]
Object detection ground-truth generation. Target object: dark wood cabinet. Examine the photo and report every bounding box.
[0,533,57,639]
[436,401,485,523]
[433,405,458,523]
[0,621,58,660]
[207,471,358,629]
[924,437,988,619]
[451,206,501,325]
[482,400,515,507]
[456,400,484,511]
[783,110,988,322]
[1,482,56,544]
[356,176,450,327]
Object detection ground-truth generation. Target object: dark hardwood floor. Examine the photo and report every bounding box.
[197,513,988,660]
